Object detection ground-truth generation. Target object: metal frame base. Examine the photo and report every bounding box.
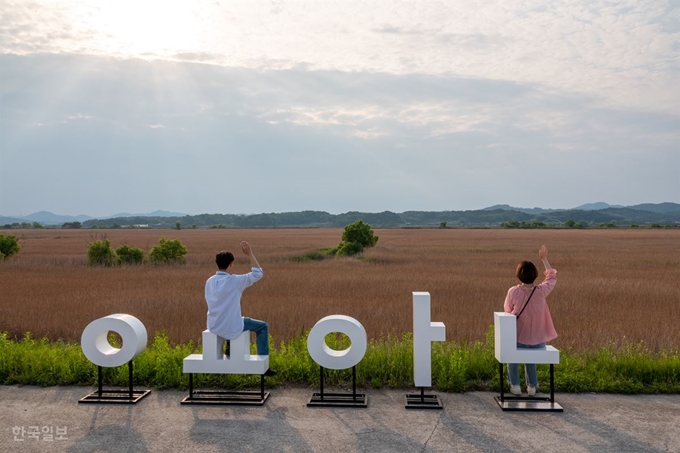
[308,392,367,408]
[181,373,270,406]
[496,362,563,412]
[307,366,367,408]
[181,390,270,406]
[79,389,152,404]
[494,396,563,412]
[405,388,443,410]
[79,362,151,405]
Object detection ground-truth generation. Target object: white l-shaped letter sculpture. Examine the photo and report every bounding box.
[494,312,562,412]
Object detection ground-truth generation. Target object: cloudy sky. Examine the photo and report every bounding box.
[1,0,678,217]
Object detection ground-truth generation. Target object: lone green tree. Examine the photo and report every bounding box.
[87,239,118,266]
[335,220,379,256]
[149,238,187,263]
[0,234,21,259]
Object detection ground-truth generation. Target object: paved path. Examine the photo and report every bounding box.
[1,386,678,452]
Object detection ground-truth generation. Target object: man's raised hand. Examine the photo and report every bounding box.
[240,241,253,256]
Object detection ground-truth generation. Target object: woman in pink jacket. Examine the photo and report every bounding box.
[503,245,557,396]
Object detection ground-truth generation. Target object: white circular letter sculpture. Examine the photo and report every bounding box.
[81,314,147,368]
[307,315,367,370]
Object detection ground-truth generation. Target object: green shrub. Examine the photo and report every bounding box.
[336,241,364,256]
[334,220,379,256]
[149,238,187,263]
[87,239,118,266]
[0,234,20,259]
[290,248,336,262]
[116,245,144,265]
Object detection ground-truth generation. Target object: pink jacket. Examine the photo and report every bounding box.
[504,269,557,345]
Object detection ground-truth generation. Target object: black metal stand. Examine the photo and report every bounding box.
[307,366,367,408]
[79,362,151,404]
[405,387,443,409]
[181,373,270,406]
[495,362,563,412]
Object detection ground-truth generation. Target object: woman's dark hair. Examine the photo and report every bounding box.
[516,261,538,284]
[215,251,235,270]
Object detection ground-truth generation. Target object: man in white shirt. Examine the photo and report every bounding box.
[205,241,275,376]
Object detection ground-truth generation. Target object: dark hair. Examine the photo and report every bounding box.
[516,261,538,284]
[215,251,235,270]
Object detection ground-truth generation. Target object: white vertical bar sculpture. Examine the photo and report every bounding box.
[413,292,446,387]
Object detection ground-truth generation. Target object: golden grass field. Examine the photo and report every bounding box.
[1,228,678,352]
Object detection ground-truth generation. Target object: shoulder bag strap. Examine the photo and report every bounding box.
[516,286,538,320]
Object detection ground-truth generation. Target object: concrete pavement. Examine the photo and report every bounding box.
[1,385,678,452]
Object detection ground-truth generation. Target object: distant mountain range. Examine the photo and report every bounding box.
[0,210,186,225]
[481,202,679,214]
[1,203,678,228]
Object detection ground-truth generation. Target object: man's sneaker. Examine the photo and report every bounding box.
[509,385,522,395]
[527,385,536,396]
[264,369,277,377]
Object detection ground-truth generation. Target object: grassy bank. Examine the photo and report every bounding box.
[1,329,678,393]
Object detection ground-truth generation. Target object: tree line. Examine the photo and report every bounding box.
[3,208,678,230]
[76,208,678,229]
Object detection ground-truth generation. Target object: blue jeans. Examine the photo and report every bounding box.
[508,342,545,386]
[243,317,269,356]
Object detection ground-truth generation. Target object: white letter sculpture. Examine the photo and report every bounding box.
[81,314,147,367]
[307,315,367,369]
[183,330,269,374]
[413,292,446,387]
[494,312,559,364]
[79,314,151,404]
[494,312,562,411]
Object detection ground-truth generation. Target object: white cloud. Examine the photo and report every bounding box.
[0,1,678,216]
[1,0,677,115]
[67,113,92,120]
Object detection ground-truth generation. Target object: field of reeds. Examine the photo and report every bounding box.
[1,228,678,353]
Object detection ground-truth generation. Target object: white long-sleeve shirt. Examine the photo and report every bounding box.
[205,267,263,340]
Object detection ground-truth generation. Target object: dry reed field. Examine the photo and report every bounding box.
[1,228,678,352]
